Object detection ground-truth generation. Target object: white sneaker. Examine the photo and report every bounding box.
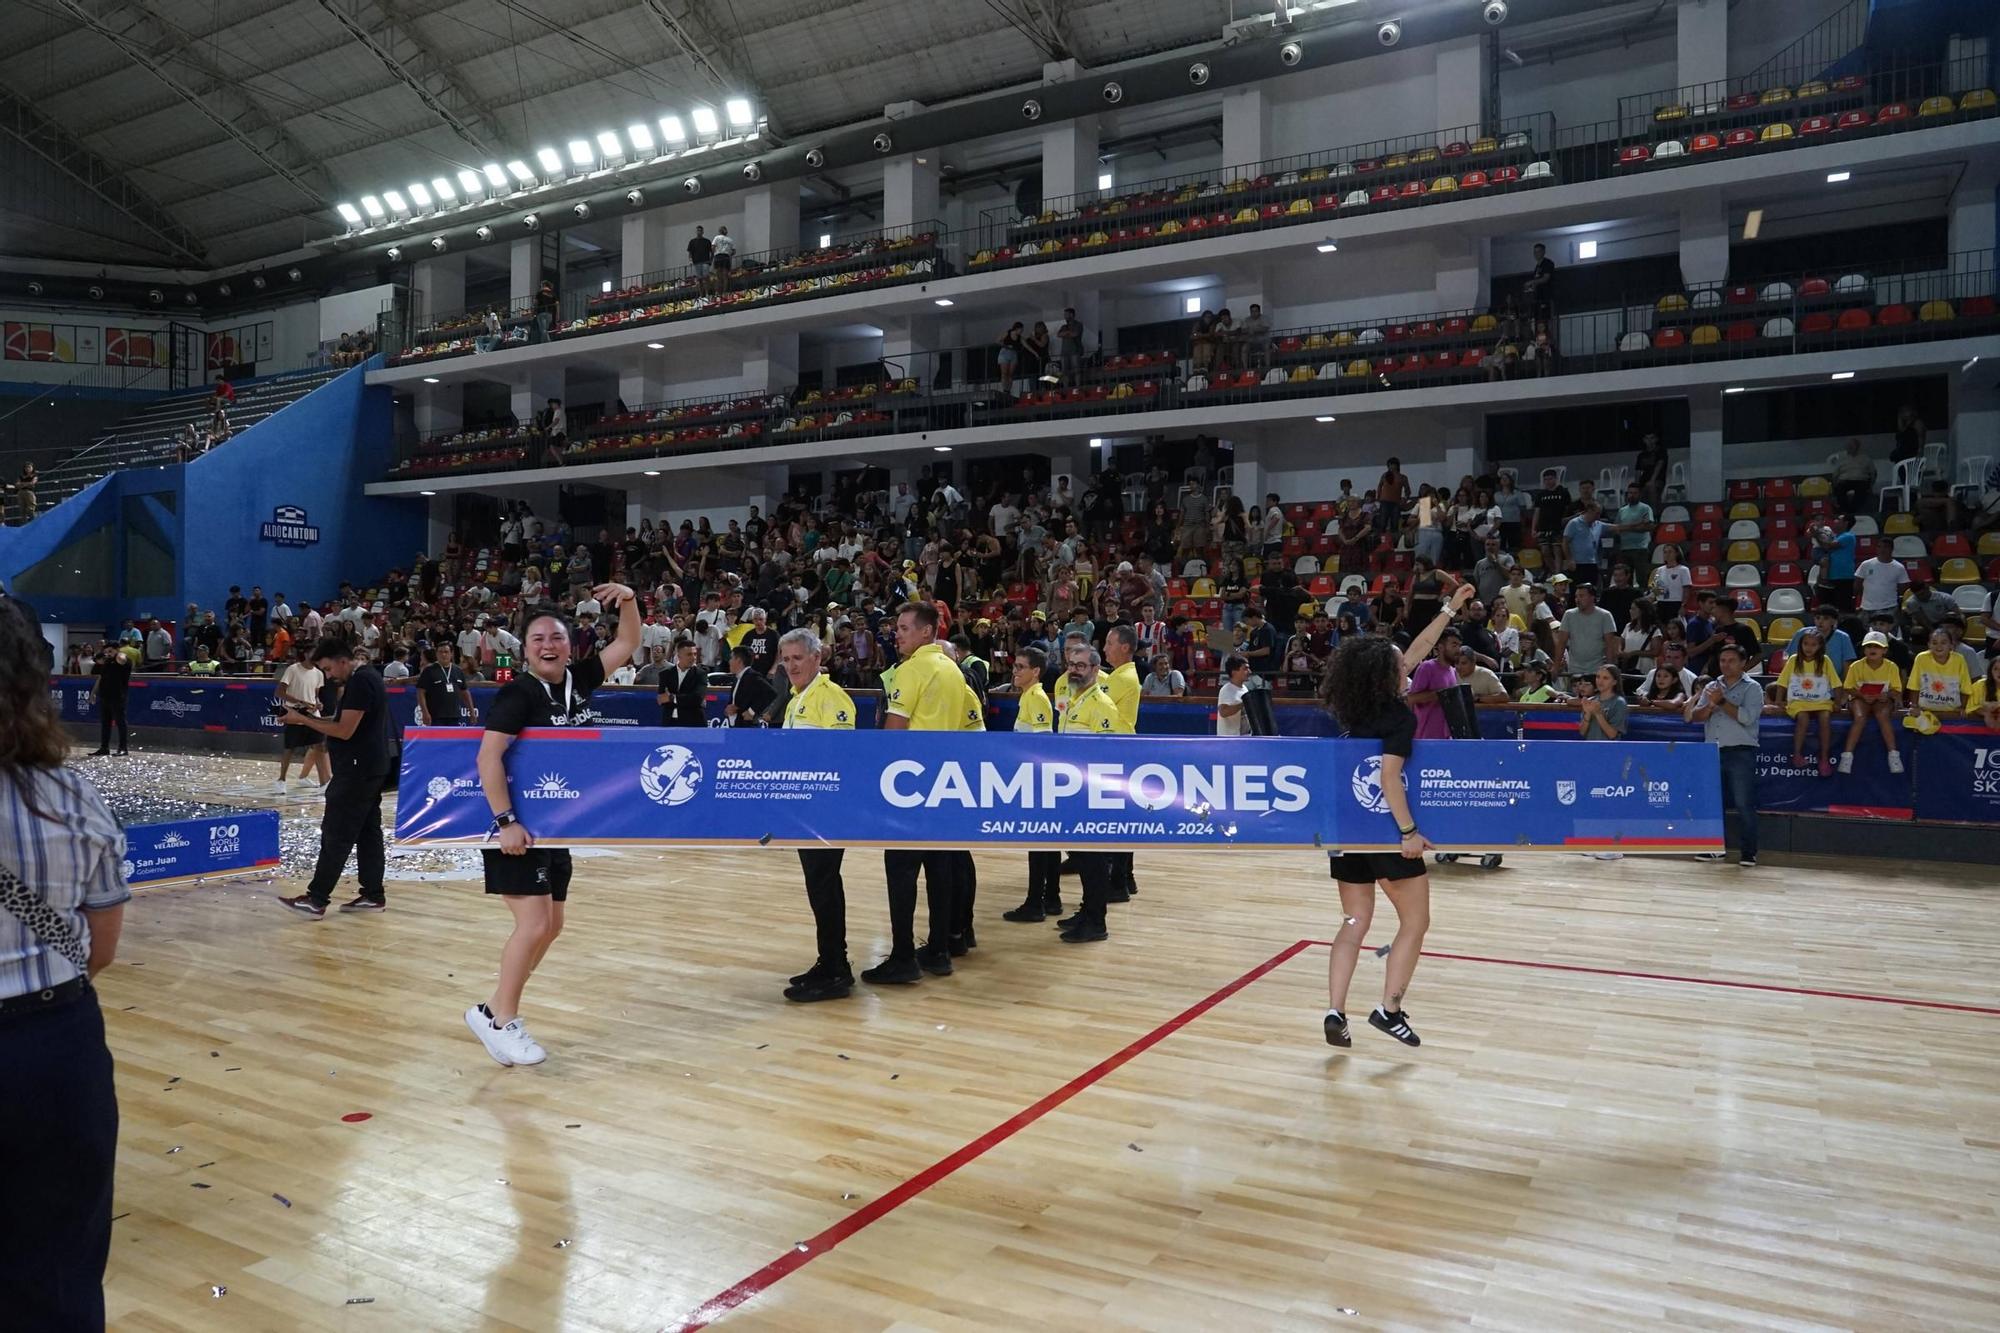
[465,1005,515,1066]
[274,779,293,795]
[495,1018,546,1065]
[1887,751,1905,775]
[1838,751,1854,774]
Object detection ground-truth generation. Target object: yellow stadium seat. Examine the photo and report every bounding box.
[1918,95,1954,117]
[1086,230,1109,246]
[1657,293,1690,312]
[1344,359,1371,376]
[1979,532,2000,556]
[1243,557,1263,579]
[1725,540,1763,563]
[1232,208,1258,224]
[1289,366,1315,382]
[1286,197,1311,214]
[1471,136,1498,153]
[1158,219,1182,235]
[1796,80,1829,98]
[1691,324,1722,344]
[1965,615,1988,644]
[1384,153,1410,169]
[1919,299,1956,322]
[1799,476,1832,498]
[1728,501,1761,521]
[1428,176,1457,193]
[1411,147,1440,164]
[1766,616,1804,643]
[1190,578,1217,596]
[1471,314,1497,332]
[1322,556,1342,573]
[1882,512,1918,535]
[1305,333,1330,349]
[1960,89,1997,111]
[1738,618,1764,642]
[1760,87,1792,105]
[1939,557,1981,585]
[1760,122,1795,142]
[1331,330,1355,347]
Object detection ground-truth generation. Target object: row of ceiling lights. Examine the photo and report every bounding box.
[336,100,762,233]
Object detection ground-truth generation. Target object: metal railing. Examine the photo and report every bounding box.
[1617,53,1990,142]
[579,218,945,317]
[1744,0,1866,86]
[385,249,1998,484]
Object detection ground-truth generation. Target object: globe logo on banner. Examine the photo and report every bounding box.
[120,859,135,881]
[639,745,703,807]
[427,776,454,801]
[1350,756,1393,815]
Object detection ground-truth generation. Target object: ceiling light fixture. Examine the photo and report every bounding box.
[419,489,437,496]
[1314,415,1337,423]
[336,202,363,225]
[1089,437,1104,448]
[643,469,662,476]
[568,140,593,167]
[934,297,954,307]
[628,123,655,154]
[360,195,385,219]
[596,130,623,159]
[691,105,720,137]
[538,147,565,174]
[421,376,440,384]
[505,160,534,184]
[1831,371,1855,381]
[646,342,665,349]
[1315,240,1338,253]
[1743,208,1764,239]
[1724,386,1746,394]
[659,114,687,143]
[1577,239,1598,259]
[407,182,432,207]
[383,189,408,212]
[482,163,508,188]
[1827,170,1851,183]
[819,233,832,248]
[431,176,456,201]
[725,97,754,128]
[457,169,484,196]
[932,445,952,452]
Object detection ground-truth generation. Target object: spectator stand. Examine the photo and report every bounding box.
[972,114,1556,274]
[390,299,541,366]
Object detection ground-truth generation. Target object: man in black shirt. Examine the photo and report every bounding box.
[657,637,708,725]
[740,608,780,675]
[275,640,393,918]
[246,585,269,643]
[1523,241,1556,320]
[415,642,477,725]
[88,645,132,756]
[469,582,640,1067]
[725,644,778,724]
[1530,468,1571,572]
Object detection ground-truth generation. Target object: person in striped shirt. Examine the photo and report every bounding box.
[0,596,129,1330]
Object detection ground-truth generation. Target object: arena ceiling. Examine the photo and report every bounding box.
[0,0,1234,271]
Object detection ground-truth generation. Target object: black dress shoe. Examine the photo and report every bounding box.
[960,925,976,950]
[1104,886,1130,904]
[88,749,109,757]
[916,943,954,976]
[1059,920,1108,943]
[948,935,969,958]
[861,954,921,985]
[1057,857,1081,875]
[1055,913,1081,930]
[784,965,854,1003]
[1001,902,1046,922]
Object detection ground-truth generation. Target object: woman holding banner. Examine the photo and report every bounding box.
[1318,581,1474,1051]
[464,582,638,1068]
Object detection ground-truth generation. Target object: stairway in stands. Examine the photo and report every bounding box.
[35,364,350,510]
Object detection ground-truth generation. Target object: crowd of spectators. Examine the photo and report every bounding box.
[328,328,378,368]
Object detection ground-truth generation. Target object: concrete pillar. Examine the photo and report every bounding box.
[1687,386,1725,501]
[1443,421,1480,489]
[413,382,461,437]
[744,333,800,393]
[1947,159,1999,262]
[1434,37,1485,140]
[620,212,668,283]
[1679,195,1729,287]
[509,237,540,310]
[619,358,666,411]
[1434,233,1490,313]
[427,495,452,553]
[1676,0,1728,93]
[411,253,465,325]
[511,365,565,430]
[1221,85,1268,182]
[1041,116,1100,209]
[1948,382,1999,479]
[740,181,802,258]
[882,315,937,379]
[1230,438,1263,509]
[883,155,940,233]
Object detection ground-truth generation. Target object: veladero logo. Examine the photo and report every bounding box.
[525,773,582,800]
[260,504,321,547]
[157,831,190,849]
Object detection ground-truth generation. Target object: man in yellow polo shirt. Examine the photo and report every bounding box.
[1101,624,1144,903]
[868,602,966,985]
[1003,646,1062,923]
[1058,641,1132,943]
[778,628,859,1004]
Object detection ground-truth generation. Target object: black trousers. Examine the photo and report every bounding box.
[97,695,128,751]
[883,849,954,956]
[798,849,847,965]
[1833,479,1872,516]
[1074,853,1115,927]
[306,757,387,906]
[0,988,117,1333]
[1113,850,1136,893]
[1028,850,1063,909]
[952,850,977,940]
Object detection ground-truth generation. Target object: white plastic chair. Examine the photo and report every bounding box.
[1293,555,1320,576]
[1725,564,1762,589]
[1953,454,1992,503]
[1598,465,1630,494]
[1664,461,1688,501]
[1953,584,1989,613]
[1727,519,1761,541]
[1181,558,1209,579]
[1890,534,1929,560]
[1659,503,1691,524]
[1340,575,1368,596]
[1918,441,1946,484]
[1767,588,1806,615]
[1879,458,1919,513]
[1849,514,1880,536]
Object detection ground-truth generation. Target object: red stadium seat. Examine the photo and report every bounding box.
[1835,307,1874,332]
[1877,304,1913,327]
[1689,564,1721,588]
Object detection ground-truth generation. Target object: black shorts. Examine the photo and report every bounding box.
[1329,851,1427,885]
[282,724,321,750]
[713,254,733,272]
[483,847,572,901]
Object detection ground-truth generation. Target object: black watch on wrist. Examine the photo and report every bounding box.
[491,810,519,830]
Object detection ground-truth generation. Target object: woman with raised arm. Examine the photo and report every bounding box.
[1317,580,1475,1050]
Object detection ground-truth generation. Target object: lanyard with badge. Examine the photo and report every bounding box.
[538,670,578,724]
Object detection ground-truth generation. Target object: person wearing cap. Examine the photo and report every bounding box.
[1685,641,1766,867]
[1838,631,1905,776]
[1054,641,1133,943]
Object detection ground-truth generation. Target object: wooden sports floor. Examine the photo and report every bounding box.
[96,754,2000,1331]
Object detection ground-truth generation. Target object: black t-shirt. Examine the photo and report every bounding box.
[247,597,268,626]
[96,656,133,699]
[416,663,468,723]
[742,628,780,673]
[1531,485,1571,534]
[486,656,607,734]
[688,235,713,264]
[328,665,391,775]
[1341,700,1417,758]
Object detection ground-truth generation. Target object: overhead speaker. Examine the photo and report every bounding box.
[1280,42,1303,67]
[1482,1,1509,25]
[804,146,825,168]
[25,281,42,296]
[625,189,644,206]
[1188,62,1210,85]
[742,162,762,181]
[184,291,198,304]
[286,268,302,281]
[523,213,540,229]
[571,202,590,219]
[474,225,493,241]
[217,282,232,296]
[871,131,893,153]
[89,285,104,299]
[251,275,266,289]
[148,288,163,303]
[386,246,402,261]
[1377,20,1402,46]
[683,176,702,194]
[1101,81,1123,104]
[1021,98,1042,121]
[430,236,447,251]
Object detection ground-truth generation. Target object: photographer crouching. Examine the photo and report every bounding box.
[272,639,393,919]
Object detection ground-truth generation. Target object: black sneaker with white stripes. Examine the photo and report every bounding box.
[1323,1010,1351,1047]
[1368,1006,1421,1046]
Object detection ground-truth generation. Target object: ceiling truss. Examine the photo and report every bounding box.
[309,0,513,158]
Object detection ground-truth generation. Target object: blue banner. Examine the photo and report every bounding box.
[394,728,1724,854]
[1911,725,2000,823]
[123,810,281,886]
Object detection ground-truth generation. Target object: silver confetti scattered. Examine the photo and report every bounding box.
[1342,916,1358,927]
[211,1285,227,1298]
[794,1241,809,1253]
[166,1146,182,1154]
[1337,1308,1359,1316]
[495,1178,508,1185]
[272,1194,291,1208]
[841,1192,854,1200]
[552,1239,571,1249]
[345,1297,375,1305]
[1127,1143,1143,1152]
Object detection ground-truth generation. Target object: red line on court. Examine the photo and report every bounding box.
[1300,943,2000,1015]
[668,938,1315,1331]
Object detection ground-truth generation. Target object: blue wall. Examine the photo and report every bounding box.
[177,356,425,615]
[0,357,425,627]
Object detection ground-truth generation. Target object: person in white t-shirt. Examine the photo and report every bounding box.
[1854,554,1909,615]
[457,625,483,660]
[1215,655,1252,736]
[1649,543,1692,607]
[989,496,1019,538]
[274,650,328,793]
[574,593,602,620]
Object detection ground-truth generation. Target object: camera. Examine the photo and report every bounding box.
[385,246,402,261]
[1483,1,1509,25]
[571,202,590,219]
[1188,61,1210,86]
[625,188,644,206]
[1279,42,1303,67]
[804,146,825,168]
[871,132,893,153]
[430,236,446,251]
[741,162,762,181]
[522,213,540,229]
[1021,98,1042,121]
[683,176,702,194]
[1101,81,1123,104]
[1377,20,1401,46]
